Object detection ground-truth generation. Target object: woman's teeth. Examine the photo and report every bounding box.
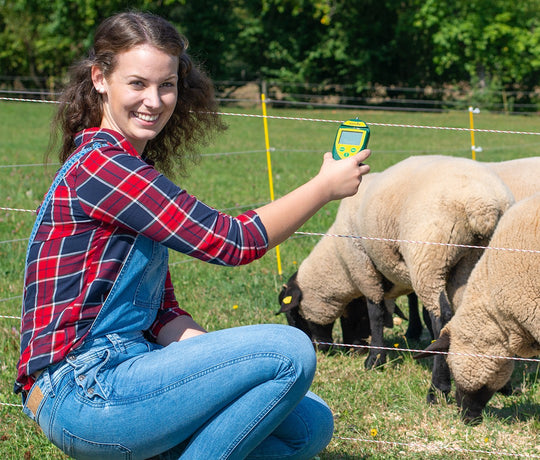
[135,112,158,122]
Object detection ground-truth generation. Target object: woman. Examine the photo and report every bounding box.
[15,11,370,460]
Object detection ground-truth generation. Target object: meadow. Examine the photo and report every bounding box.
[0,100,538,459]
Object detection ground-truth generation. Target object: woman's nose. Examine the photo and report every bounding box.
[143,86,162,109]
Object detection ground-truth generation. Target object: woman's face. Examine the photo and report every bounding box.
[92,44,179,154]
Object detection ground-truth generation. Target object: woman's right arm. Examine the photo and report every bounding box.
[255,150,370,249]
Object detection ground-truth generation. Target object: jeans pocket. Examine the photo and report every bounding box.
[73,349,113,401]
[62,428,132,460]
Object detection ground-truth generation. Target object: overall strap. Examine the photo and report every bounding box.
[23,141,109,271]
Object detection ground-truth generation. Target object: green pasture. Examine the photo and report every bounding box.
[0,101,538,459]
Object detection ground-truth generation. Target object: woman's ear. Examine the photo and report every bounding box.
[91,65,106,94]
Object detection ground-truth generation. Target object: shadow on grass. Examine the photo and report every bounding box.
[485,399,540,424]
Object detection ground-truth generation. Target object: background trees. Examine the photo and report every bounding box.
[0,0,539,108]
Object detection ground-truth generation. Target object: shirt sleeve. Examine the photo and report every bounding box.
[74,147,268,266]
[145,269,191,340]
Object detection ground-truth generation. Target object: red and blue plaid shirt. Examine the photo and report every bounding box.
[16,128,268,393]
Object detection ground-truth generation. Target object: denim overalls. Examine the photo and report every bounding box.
[21,142,334,460]
[22,141,168,455]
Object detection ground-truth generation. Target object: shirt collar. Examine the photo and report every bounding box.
[74,128,140,158]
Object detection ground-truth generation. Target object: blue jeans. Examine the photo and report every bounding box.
[24,325,333,459]
[21,236,333,459]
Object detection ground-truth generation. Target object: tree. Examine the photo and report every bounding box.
[412,0,540,88]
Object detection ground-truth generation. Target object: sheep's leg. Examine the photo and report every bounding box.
[422,305,434,340]
[426,291,453,404]
[405,292,423,341]
[365,300,387,368]
[340,298,370,354]
[309,321,336,353]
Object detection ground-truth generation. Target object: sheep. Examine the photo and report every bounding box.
[279,274,416,353]
[415,193,540,424]
[279,288,372,353]
[484,156,540,201]
[403,156,540,341]
[277,155,515,402]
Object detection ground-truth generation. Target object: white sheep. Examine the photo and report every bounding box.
[484,156,540,201]
[278,155,515,402]
[416,193,540,423]
[402,156,540,342]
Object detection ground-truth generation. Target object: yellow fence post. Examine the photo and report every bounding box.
[468,106,482,160]
[261,93,283,276]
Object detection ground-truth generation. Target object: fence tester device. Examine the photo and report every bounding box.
[332,118,370,160]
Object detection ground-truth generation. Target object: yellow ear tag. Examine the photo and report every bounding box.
[282,295,292,305]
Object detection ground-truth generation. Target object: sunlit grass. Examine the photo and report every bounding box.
[0,101,538,458]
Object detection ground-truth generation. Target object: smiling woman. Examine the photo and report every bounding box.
[49,11,225,178]
[15,10,371,460]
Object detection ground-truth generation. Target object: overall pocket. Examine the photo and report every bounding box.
[133,238,168,310]
[72,349,113,401]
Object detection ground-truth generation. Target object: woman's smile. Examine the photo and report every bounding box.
[133,111,160,123]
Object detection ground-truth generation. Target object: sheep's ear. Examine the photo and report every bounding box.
[413,329,450,360]
[276,272,302,315]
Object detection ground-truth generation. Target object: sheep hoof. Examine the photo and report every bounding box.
[426,387,450,405]
[364,352,386,369]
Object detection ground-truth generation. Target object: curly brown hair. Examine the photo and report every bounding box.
[49,11,226,177]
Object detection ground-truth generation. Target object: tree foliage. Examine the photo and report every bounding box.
[0,0,538,95]
[412,0,540,88]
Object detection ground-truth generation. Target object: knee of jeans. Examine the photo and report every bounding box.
[270,325,317,380]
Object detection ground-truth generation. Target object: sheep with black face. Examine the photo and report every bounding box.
[277,155,514,403]
[416,193,540,424]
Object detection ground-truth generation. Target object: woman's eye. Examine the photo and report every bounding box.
[161,82,175,88]
[130,81,144,88]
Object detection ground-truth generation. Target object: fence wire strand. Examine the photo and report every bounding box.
[1,96,538,458]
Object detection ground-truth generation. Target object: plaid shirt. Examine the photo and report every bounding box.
[16,128,268,393]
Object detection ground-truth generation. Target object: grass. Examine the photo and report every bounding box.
[0,101,539,459]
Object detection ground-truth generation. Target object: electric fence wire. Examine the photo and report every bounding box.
[0,96,538,458]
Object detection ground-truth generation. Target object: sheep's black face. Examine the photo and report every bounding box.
[277,272,335,352]
[281,304,336,352]
[283,304,311,336]
[455,385,495,425]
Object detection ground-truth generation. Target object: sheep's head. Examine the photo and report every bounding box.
[414,329,510,425]
[277,272,336,352]
[277,272,372,353]
[454,385,496,425]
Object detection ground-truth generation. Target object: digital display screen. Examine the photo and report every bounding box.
[339,130,364,146]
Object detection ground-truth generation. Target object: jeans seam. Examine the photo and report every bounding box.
[221,355,298,460]
[73,351,295,408]
[44,377,74,440]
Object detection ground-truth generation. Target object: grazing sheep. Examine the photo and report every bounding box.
[415,193,540,424]
[278,155,514,402]
[279,273,413,353]
[403,156,540,342]
[484,157,540,201]
[279,286,372,353]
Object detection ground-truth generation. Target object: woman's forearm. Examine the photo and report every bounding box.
[256,150,371,249]
[157,315,207,346]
